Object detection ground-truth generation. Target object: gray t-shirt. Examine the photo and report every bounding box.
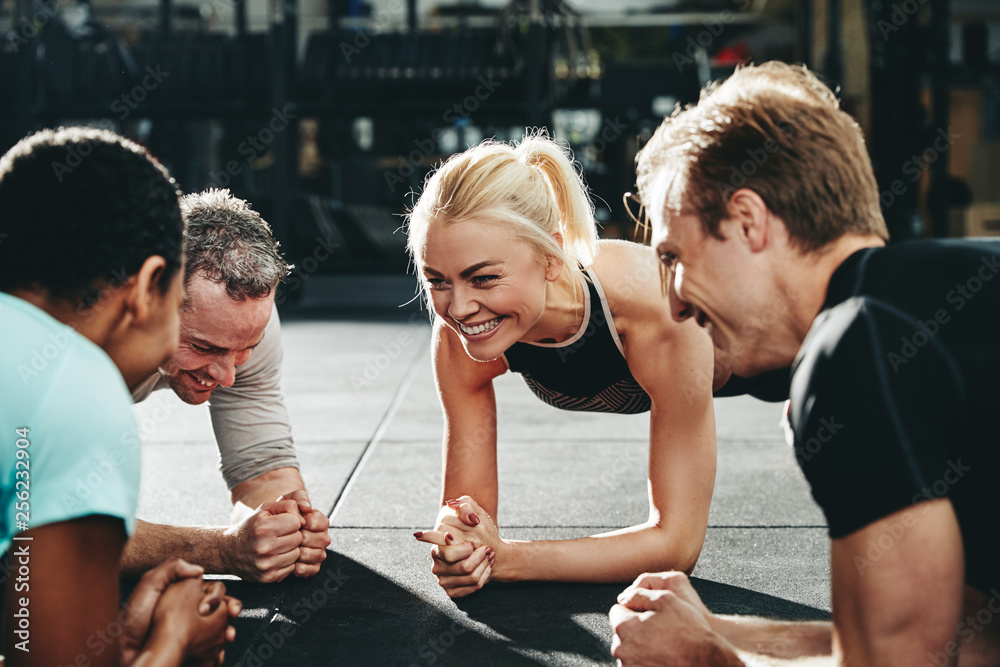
[132,305,298,489]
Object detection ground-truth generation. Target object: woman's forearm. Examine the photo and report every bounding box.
[441,464,499,520]
[494,522,702,583]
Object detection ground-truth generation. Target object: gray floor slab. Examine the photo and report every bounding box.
[344,339,825,530]
[380,352,655,444]
[714,394,789,441]
[133,317,431,524]
[281,319,431,443]
[334,392,823,530]
[135,441,233,525]
[129,319,432,446]
[332,434,826,529]
[381,354,790,443]
[132,385,216,443]
[711,438,826,527]
[332,438,648,529]
[695,527,831,612]
[137,441,367,526]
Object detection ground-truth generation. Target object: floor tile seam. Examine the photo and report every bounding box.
[325,329,433,520]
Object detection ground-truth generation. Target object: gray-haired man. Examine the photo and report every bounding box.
[123,189,331,583]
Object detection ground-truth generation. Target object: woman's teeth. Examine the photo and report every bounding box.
[458,317,502,336]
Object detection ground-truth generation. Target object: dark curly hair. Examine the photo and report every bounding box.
[0,127,184,306]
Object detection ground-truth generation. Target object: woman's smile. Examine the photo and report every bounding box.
[456,316,506,338]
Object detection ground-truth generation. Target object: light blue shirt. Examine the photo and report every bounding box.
[0,293,140,556]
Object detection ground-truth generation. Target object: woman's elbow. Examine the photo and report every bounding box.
[647,526,704,575]
[663,550,700,576]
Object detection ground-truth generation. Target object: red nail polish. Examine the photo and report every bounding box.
[470,514,481,526]
[413,531,423,538]
[445,533,454,544]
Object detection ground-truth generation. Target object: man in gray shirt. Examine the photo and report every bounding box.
[124,189,331,583]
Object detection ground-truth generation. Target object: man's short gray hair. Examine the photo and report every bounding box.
[181,189,291,301]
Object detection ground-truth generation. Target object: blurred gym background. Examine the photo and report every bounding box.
[1,0,998,303]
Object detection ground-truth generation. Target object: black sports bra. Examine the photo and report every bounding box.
[503,268,651,414]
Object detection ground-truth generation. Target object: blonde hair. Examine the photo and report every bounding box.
[406,132,598,275]
[636,61,888,252]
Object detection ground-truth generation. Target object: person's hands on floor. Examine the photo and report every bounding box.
[438,496,507,553]
[186,579,241,666]
[122,558,240,667]
[223,498,306,583]
[620,572,715,621]
[610,571,741,667]
[414,496,499,598]
[121,558,205,665]
[150,576,235,666]
[197,577,242,633]
[279,490,332,578]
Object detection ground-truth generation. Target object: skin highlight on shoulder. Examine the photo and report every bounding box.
[587,239,679,344]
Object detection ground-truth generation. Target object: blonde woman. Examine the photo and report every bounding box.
[407,133,721,598]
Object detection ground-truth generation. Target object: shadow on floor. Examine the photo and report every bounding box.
[452,576,830,666]
[691,577,830,621]
[455,581,631,665]
[124,550,829,666]
[134,550,828,666]
[215,550,548,667]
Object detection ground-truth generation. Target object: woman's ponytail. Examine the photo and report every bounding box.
[515,132,598,269]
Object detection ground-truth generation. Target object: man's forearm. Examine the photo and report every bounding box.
[713,616,832,661]
[230,466,307,509]
[733,653,833,666]
[121,519,228,577]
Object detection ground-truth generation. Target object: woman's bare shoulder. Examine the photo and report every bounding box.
[589,239,667,318]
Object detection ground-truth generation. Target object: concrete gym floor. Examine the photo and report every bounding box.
[132,275,831,667]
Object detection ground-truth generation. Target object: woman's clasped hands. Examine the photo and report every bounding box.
[413,496,506,598]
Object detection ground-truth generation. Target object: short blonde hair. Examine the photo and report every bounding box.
[407,132,598,274]
[636,61,888,252]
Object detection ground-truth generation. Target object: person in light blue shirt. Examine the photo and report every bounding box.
[0,294,140,557]
[0,127,237,666]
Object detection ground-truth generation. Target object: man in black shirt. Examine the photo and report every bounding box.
[610,61,1000,666]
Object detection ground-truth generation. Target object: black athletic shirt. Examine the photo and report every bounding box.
[789,239,1000,594]
[503,268,651,414]
[503,267,791,414]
